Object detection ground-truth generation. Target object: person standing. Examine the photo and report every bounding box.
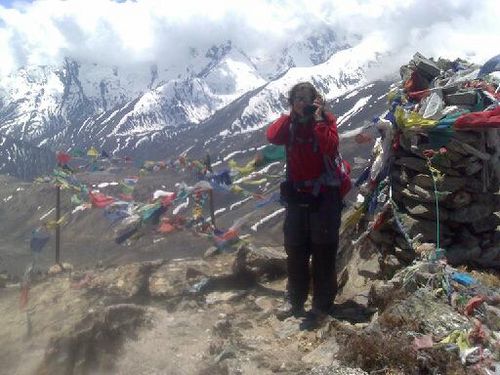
[266,82,342,329]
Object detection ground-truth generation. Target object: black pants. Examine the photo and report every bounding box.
[283,188,341,312]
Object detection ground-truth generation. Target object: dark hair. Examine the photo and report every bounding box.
[288,82,319,106]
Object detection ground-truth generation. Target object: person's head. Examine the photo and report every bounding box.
[288,82,320,117]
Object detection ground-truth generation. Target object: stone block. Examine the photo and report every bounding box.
[403,198,449,221]
[412,52,441,79]
[398,213,450,243]
[444,190,472,209]
[394,246,416,263]
[412,174,466,192]
[445,91,478,106]
[446,245,482,266]
[450,203,494,223]
[471,214,500,233]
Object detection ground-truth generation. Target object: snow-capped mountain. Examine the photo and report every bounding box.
[146,36,393,162]
[0,28,392,177]
[0,133,55,179]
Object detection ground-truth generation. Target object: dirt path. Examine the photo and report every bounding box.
[0,271,368,375]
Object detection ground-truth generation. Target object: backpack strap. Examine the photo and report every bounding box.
[285,119,295,182]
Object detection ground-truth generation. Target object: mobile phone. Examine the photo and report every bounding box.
[304,104,318,116]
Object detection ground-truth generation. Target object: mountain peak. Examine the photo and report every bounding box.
[205,40,233,60]
[0,33,383,161]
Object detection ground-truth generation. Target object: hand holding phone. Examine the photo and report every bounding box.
[311,96,325,120]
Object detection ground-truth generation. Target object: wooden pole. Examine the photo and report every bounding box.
[55,185,61,265]
[208,189,216,229]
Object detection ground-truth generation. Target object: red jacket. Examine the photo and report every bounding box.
[266,112,339,184]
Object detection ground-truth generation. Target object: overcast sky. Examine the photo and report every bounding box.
[0,0,499,76]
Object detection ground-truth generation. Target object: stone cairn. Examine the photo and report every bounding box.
[350,53,500,270]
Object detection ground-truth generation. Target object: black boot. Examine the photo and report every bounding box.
[275,300,306,321]
[299,308,329,331]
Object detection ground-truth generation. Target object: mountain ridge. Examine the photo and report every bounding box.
[0,30,390,178]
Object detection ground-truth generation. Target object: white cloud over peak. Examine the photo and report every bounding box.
[0,0,499,76]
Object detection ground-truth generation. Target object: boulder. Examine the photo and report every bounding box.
[205,291,242,305]
[465,161,483,176]
[381,289,469,337]
[398,133,415,154]
[445,91,477,106]
[485,304,500,331]
[415,242,436,258]
[302,338,340,366]
[464,178,484,193]
[395,157,461,176]
[381,254,402,279]
[446,138,468,155]
[413,52,441,79]
[368,280,400,309]
[453,156,484,176]
[446,244,500,268]
[398,213,450,243]
[233,245,287,281]
[472,192,500,210]
[471,214,500,233]
[454,227,481,249]
[394,246,416,263]
[149,258,228,298]
[422,150,453,169]
[474,246,500,268]
[391,167,411,185]
[402,198,449,221]
[449,203,494,223]
[479,233,495,250]
[48,262,74,276]
[412,174,466,192]
[395,182,451,204]
[444,190,472,209]
[395,186,422,203]
[438,148,463,163]
[395,157,428,174]
[449,138,491,160]
[368,230,395,246]
[89,260,164,298]
[452,131,480,146]
[411,183,451,202]
[394,235,412,251]
[337,239,382,300]
[446,245,482,266]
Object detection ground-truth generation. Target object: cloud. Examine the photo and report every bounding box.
[0,0,499,76]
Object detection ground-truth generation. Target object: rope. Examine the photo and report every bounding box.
[424,151,446,261]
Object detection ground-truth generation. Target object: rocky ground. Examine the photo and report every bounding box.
[0,247,363,375]
[1,236,498,374]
